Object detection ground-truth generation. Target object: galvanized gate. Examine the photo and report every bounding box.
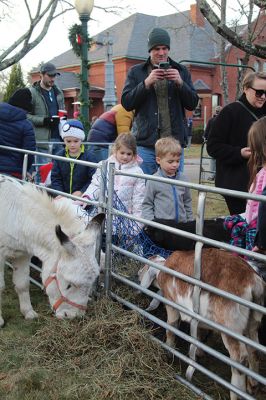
[1,144,266,399]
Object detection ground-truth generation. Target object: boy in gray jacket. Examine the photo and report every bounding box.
[142,137,193,221]
[142,136,230,251]
[142,136,194,249]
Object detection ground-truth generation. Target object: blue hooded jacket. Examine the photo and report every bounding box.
[51,145,96,194]
[0,102,36,175]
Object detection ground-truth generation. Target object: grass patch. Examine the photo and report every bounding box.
[192,190,228,219]
[184,144,202,159]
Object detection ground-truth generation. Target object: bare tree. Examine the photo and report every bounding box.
[219,0,229,104]
[0,70,9,101]
[0,0,125,71]
[196,0,266,58]
[234,1,257,99]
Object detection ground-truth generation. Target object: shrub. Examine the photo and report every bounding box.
[192,125,204,144]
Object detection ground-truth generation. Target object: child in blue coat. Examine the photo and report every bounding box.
[51,119,96,197]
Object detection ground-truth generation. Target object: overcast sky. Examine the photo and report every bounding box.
[0,0,253,74]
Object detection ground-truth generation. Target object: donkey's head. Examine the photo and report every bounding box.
[44,213,105,319]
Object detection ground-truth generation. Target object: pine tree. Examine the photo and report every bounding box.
[3,63,25,102]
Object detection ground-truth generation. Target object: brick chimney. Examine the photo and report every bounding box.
[190,4,205,27]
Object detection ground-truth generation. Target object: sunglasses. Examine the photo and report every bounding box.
[250,87,266,98]
[47,73,56,78]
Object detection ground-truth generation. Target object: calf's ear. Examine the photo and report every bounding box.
[139,265,157,288]
[85,213,105,231]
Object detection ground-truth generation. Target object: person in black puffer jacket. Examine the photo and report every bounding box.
[0,88,36,179]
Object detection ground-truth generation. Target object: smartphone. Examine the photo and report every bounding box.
[159,61,170,69]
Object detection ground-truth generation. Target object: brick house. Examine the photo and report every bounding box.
[30,4,266,127]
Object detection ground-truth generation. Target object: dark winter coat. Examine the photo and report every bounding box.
[207,94,266,193]
[203,115,217,141]
[121,57,198,148]
[0,102,36,176]
[51,145,96,194]
[88,104,133,143]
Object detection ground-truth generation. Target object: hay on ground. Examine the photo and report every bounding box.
[0,298,198,400]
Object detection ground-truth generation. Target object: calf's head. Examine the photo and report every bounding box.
[138,255,166,288]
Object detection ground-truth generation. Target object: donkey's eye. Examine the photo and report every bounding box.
[66,284,72,290]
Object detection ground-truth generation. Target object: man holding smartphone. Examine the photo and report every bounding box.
[121,27,198,174]
[28,62,65,174]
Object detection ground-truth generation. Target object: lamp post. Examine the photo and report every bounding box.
[102,32,117,111]
[74,0,94,134]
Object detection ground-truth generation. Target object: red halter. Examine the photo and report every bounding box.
[44,268,87,312]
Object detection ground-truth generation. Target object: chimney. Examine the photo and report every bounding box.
[190,4,205,27]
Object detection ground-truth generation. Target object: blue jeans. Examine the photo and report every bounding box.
[137,146,184,175]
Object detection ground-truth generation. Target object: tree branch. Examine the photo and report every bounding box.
[0,0,131,71]
[254,0,266,9]
[197,0,266,58]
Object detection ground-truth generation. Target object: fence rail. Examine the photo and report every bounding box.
[1,143,265,400]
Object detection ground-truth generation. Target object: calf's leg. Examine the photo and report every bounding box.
[165,304,180,347]
[12,256,38,320]
[246,311,261,395]
[221,333,248,400]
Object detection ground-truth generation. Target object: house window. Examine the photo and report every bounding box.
[193,98,202,118]
[263,62,266,72]
[212,94,221,110]
[253,60,260,72]
[237,58,243,71]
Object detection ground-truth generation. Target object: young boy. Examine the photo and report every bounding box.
[142,137,194,249]
[51,119,96,197]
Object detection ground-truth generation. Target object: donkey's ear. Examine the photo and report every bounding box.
[55,225,76,255]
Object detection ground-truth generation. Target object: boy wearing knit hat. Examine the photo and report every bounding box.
[122,27,198,175]
[50,119,96,197]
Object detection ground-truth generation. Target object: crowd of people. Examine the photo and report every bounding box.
[1,28,266,264]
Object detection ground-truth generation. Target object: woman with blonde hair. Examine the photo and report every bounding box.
[207,71,266,214]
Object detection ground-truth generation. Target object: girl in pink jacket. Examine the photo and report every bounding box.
[224,116,266,252]
[245,117,266,224]
[82,133,145,218]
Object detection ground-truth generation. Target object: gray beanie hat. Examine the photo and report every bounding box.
[147,28,170,52]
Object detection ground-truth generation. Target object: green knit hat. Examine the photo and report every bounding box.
[147,28,170,52]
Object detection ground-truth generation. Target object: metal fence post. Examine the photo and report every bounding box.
[22,154,29,181]
[104,162,115,296]
[186,191,206,381]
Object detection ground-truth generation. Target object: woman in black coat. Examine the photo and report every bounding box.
[207,72,266,215]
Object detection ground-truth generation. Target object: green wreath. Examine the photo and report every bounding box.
[68,24,92,57]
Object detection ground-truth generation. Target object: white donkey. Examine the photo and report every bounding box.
[0,174,105,324]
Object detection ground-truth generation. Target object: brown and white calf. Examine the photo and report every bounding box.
[139,248,265,400]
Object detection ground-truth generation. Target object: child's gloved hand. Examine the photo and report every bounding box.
[73,195,90,209]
